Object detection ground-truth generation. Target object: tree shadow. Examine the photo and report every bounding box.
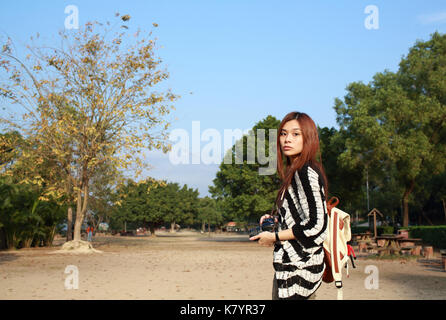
[0,251,20,265]
[381,269,446,299]
[153,234,194,238]
[416,258,445,273]
[197,235,251,243]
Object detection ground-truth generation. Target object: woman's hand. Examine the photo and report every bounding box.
[249,231,275,246]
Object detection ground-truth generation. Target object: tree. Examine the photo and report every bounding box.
[318,127,364,214]
[111,179,199,235]
[209,115,281,223]
[161,182,182,232]
[0,14,177,242]
[411,166,446,225]
[197,196,223,235]
[87,161,123,232]
[0,131,23,168]
[161,183,199,231]
[334,32,446,227]
[176,184,199,229]
[112,178,164,235]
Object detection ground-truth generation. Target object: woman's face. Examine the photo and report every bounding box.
[279,119,303,160]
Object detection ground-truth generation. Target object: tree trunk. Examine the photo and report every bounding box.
[402,180,415,227]
[170,221,176,233]
[67,207,73,242]
[73,188,83,241]
[73,184,89,241]
[22,237,33,248]
[149,225,156,237]
[201,221,205,233]
[73,218,83,241]
[0,228,6,250]
[46,225,57,247]
[443,199,446,223]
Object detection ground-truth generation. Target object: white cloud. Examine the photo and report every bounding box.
[418,12,446,25]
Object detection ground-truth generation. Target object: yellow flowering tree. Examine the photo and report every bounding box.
[0,14,177,242]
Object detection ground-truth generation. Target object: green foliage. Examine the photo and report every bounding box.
[0,176,65,249]
[209,115,281,223]
[110,178,199,232]
[377,226,394,235]
[318,127,365,215]
[197,197,223,229]
[334,32,446,227]
[408,226,446,249]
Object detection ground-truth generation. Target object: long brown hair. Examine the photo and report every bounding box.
[275,112,329,208]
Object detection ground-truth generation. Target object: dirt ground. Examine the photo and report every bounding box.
[0,230,445,300]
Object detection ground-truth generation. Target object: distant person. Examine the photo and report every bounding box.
[250,112,329,300]
[87,225,94,242]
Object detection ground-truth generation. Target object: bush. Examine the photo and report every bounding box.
[0,177,65,250]
[408,226,446,249]
[377,226,394,235]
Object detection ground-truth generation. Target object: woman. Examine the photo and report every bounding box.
[250,111,329,300]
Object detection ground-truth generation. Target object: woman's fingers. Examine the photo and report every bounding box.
[259,214,271,225]
[249,235,260,241]
[251,231,274,247]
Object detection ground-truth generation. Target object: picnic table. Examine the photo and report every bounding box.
[397,238,423,247]
[376,234,403,246]
[375,234,423,256]
[356,237,377,253]
[352,232,373,241]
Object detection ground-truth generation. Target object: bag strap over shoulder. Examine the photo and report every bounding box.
[326,197,339,215]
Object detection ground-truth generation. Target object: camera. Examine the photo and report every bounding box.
[249,217,277,239]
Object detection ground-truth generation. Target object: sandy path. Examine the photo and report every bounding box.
[0,231,445,300]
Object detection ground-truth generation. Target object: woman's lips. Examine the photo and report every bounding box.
[283,146,292,150]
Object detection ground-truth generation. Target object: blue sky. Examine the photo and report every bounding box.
[1,1,446,196]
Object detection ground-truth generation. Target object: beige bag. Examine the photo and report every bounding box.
[322,197,353,300]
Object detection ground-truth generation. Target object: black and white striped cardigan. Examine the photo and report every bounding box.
[273,163,328,299]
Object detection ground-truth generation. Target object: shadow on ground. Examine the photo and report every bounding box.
[417,258,446,273]
[0,251,20,265]
[197,235,251,243]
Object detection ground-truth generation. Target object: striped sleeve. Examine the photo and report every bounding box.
[291,165,328,248]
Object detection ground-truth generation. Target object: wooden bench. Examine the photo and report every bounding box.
[411,245,422,256]
[377,247,394,256]
[400,246,415,256]
[398,238,422,248]
[357,240,374,253]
